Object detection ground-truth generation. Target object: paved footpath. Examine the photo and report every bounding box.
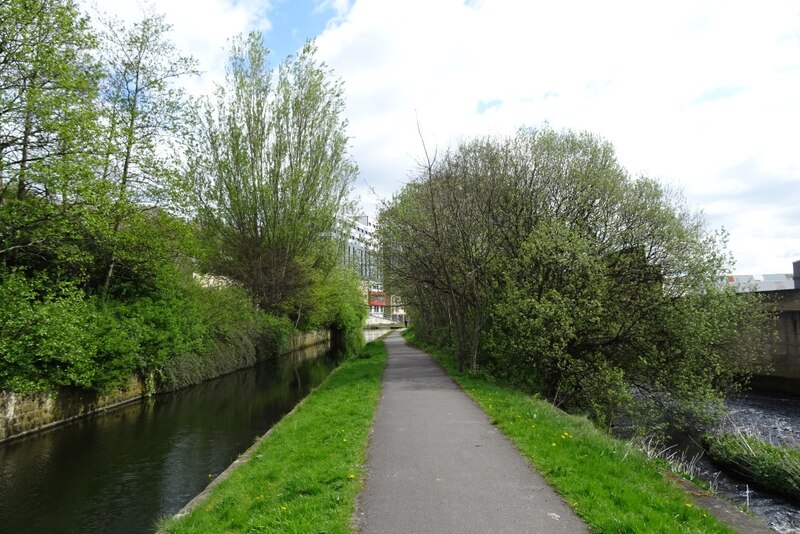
[355,332,588,534]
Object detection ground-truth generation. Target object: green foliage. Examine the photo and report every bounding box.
[381,127,773,435]
[0,0,101,203]
[304,267,367,357]
[156,285,294,392]
[705,432,800,499]
[0,3,362,399]
[189,33,357,315]
[0,270,98,392]
[161,340,388,534]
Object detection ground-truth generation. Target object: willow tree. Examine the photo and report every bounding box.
[190,33,357,317]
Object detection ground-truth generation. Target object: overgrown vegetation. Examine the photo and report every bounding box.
[705,432,800,500]
[0,1,364,396]
[405,331,734,533]
[379,128,772,435]
[160,339,388,533]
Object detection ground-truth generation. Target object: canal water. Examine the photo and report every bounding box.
[0,330,389,534]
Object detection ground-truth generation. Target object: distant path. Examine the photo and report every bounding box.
[355,332,588,534]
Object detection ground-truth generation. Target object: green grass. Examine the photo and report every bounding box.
[159,340,388,534]
[705,432,800,500]
[404,331,734,534]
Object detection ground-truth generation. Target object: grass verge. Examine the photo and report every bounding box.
[404,331,734,534]
[705,432,800,500]
[159,339,388,534]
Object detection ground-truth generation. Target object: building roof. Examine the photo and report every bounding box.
[724,273,795,292]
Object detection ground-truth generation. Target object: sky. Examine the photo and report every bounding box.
[86,0,800,275]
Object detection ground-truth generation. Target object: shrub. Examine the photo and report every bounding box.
[0,270,100,393]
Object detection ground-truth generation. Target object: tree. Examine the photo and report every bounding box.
[380,126,772,434]
[95,10,198,297]
[0,0,101,276]
[379,134,506,371]
[190,33,357,318]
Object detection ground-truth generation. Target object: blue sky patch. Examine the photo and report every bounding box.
[262,0,336,62]
[476,99,503,114]
[692,85,745,105]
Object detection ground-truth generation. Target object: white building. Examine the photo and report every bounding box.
[343,215,407,324]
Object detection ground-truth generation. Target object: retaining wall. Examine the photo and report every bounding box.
[0,330,331,443]
[752,289,800,395]
[0,375,145,442]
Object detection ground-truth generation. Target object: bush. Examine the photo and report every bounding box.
[306,267,367,358]
[156,284,294,392]
[0,270,101,393]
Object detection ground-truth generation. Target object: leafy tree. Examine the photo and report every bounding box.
[95,10,198,297]
[189,33,357,319]
[0,0,101,276]
[379,136,505,371]
[380,126,772,434]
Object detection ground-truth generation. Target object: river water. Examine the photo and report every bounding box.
[0,331,389,534]
[670,392,800,533]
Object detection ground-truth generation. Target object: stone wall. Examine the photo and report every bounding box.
[752,289,800,395]
[0,375,145,443]
[283,330,330,354]
[0,330,331,443]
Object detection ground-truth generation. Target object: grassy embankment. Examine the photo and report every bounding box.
[159,340,388,533]
[705,432,800,500]
[403,331,735,534]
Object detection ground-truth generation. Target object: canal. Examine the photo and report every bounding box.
[0,330,389,534]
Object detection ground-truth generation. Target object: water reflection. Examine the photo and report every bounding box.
[0,343,339,534]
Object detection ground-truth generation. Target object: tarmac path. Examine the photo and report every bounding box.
[355,332,588,534]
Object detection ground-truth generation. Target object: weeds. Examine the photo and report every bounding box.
[630,436,707,482]
[704,427,800,500]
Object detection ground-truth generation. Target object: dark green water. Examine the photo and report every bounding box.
[0,346,341,534]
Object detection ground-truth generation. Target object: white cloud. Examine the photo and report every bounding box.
[83,0,273,94]
[315,0,800,273]
[79,0,800,274]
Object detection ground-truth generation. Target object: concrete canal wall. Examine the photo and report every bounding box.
[752,289,800,395]
[0,330,331,443]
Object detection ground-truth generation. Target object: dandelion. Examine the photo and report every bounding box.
[551,443,557,447]
[348,474,355,480]
[281,506,288,511]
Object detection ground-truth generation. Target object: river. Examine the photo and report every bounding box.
[671,392,800,533]
[0,330,390,534]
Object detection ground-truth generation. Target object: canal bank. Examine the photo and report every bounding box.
[159,338,390,533]
[0,330,331,444]
[0,330,378,534]
[665,392,800,533]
